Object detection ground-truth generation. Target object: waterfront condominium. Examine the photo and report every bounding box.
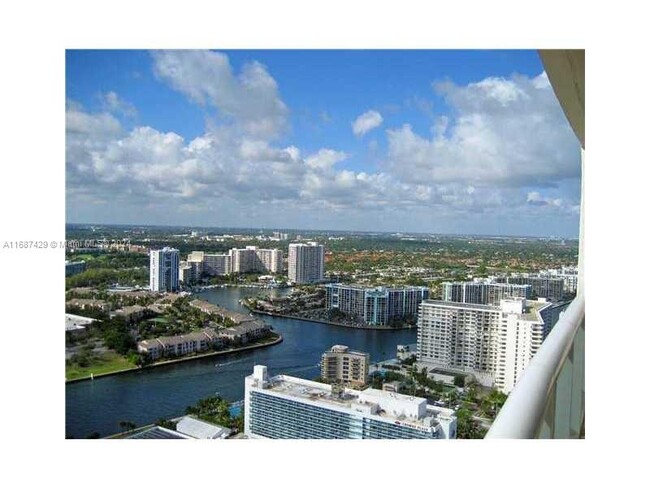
[230,247,283,274]
[441,280,531,306]
[244,365,457,439]
[150,247,180,292]
[416,298,553,394]
[494,275,565,301]
[184,247,282,277]
[288,242,324,284]
[320,345,370,387]
[325,283,429,326]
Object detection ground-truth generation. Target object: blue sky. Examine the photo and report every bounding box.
[66,50,581,237]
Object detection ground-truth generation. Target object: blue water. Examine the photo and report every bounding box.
[65,286,416,438]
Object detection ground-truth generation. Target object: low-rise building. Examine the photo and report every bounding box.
[66,298,110,311]
[220,321,270,344]
[382,381,402,393]
[137,328,222,360]
[65,313,95,337]
[112,305,148,323]
[189,299,255,325]
[175,416,231,439]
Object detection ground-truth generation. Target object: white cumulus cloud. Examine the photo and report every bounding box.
[151,50,289,139]
[352,110,383,136]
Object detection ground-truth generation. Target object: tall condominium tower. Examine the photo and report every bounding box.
[416,298,552,393]
[150,247,180,292]
[288,242,324,284]
[320,345,370,387]
[244,365,456,439]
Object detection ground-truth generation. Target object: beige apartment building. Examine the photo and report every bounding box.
[320,345,369,387]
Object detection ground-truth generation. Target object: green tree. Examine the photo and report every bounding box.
[119,420,136,432]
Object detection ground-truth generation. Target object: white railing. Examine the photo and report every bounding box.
[485,293,585,438]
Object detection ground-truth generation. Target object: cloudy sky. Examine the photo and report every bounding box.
[66,50,581,237]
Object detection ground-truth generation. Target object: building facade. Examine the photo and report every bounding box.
[325,284,428,326]
[320,345,369,387]
[495,275,565,301]
[416,298,552,393]
[244,365,456,439]
[288,242,324,284]
[65,260,86,277]
[203,253,232,276]
[184,247,282,277]
[441,280,531,305]
[150,247,180,292]
[231,247,283,274]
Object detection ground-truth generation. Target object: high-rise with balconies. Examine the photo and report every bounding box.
[150,247,180,292]
[325,283,428,326]
[442,280,531,305]
[288,242,324,284]
[416,298,552,393]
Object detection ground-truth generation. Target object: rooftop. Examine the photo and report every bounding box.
[252,372,454,429]
[65,313,95,331]
[126,426,191,440]
[189,299,254,324]
[175,416,231,439]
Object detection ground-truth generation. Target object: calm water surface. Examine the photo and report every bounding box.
[65,286,416,438]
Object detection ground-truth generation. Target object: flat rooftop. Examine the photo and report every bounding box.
[258,374,454,429]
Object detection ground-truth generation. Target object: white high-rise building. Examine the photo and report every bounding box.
[150,247,180,292]
[416,298,552,393]
[288,242,324,284]
[203,253,231,276]
[441,280,531,305]
[230,247,283,274]
[244,365,456,439]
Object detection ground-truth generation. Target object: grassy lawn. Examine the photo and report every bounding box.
[66,351,136,381]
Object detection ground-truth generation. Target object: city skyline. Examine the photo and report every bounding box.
[66,50,581,238]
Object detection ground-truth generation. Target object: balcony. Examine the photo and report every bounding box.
[486,293,584,438]
[486,50,585,439]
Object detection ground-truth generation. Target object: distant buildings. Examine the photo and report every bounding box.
[180,247,283,283]
[539,266,579,294]
[320,345,369,387]
[65,298,110,312]
[494,275,565,301]
[231,247,283,274]
[150,247,180,292]
[325,284,428,326]
[441,280,531,305]
[416,298,553,394]
[244,365,457,439]
[65,260,86,277]
[202,252,230,276]
[288,242,324,284]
